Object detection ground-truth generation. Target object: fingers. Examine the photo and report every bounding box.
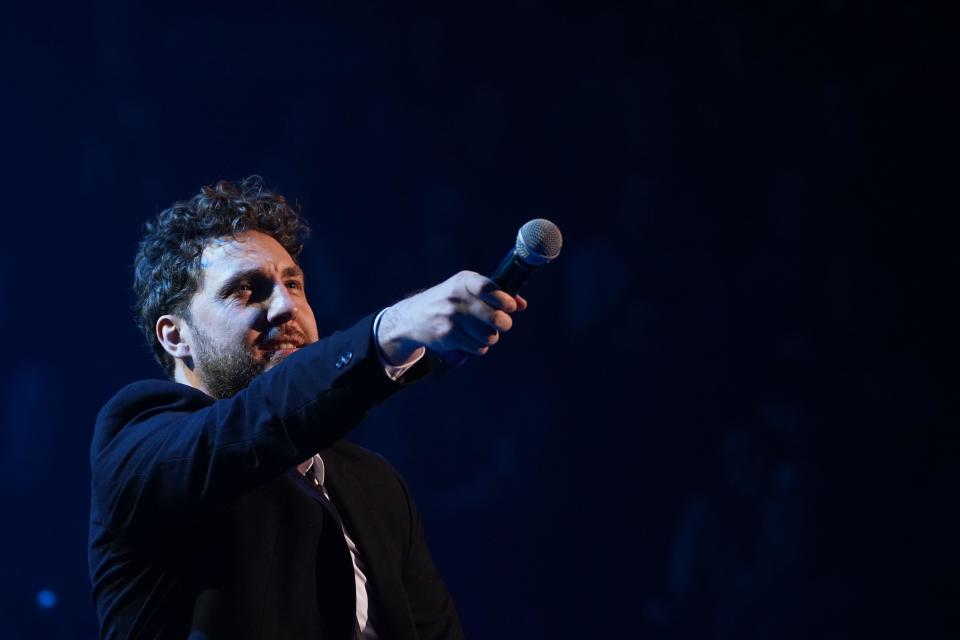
[449,303,513,356]
[462,297,513,333]
[485,288,519,313]
[460,272,531,314]
[461,272,518,313]
[446,326,492,355]
[458,315,501,348]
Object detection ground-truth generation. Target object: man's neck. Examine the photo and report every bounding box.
[173,363,211,396]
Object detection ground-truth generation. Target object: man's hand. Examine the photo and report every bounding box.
[376,271,528,366]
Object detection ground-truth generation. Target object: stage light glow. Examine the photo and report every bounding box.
[36,589,57,609]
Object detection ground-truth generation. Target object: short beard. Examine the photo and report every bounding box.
[190,323,267,399]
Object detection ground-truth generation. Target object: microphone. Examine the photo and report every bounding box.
[438,218,563,372]
[490,218,564,295]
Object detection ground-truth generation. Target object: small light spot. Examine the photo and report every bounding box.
[36,589,57,609]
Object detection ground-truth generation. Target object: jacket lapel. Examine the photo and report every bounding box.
[284,467,327,506]
[322,447,418,640]
[282,467,360,640]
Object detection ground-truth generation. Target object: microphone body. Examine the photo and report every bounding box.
[491,249,538,295]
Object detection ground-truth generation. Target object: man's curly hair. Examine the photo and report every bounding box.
[133,176,311,375]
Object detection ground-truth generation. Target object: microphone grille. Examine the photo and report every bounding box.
[515,218,563,266]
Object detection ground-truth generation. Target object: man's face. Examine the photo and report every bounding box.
[183,230,319,398]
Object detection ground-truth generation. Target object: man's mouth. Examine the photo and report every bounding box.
[256,325,309,359]
[258,341,303,351]
[257,331,307,352]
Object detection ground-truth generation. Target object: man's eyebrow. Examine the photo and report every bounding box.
[215,268,263,297]
[281,265,305,279]
[215,266,305,297]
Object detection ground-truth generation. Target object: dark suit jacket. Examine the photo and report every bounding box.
[88,314,465,640]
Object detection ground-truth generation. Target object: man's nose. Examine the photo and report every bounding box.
[266,283,298,324]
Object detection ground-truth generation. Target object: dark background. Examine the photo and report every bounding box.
[0,1,954,638]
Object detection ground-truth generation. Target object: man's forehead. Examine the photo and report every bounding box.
[199,231,297,278]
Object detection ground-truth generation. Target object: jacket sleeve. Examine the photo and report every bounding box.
[91,313,426,543]
[398,474,467,640]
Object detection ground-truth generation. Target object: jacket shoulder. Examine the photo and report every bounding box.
[91,379,212,459]
[330,439,400,477]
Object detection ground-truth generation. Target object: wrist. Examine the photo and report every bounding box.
[376,305,423,366]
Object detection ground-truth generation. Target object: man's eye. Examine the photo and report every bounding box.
[286,280,302,290]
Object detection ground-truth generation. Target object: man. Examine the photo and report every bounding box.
[88,177,527,639]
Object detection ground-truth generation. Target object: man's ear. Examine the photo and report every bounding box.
[156,314,193,366]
